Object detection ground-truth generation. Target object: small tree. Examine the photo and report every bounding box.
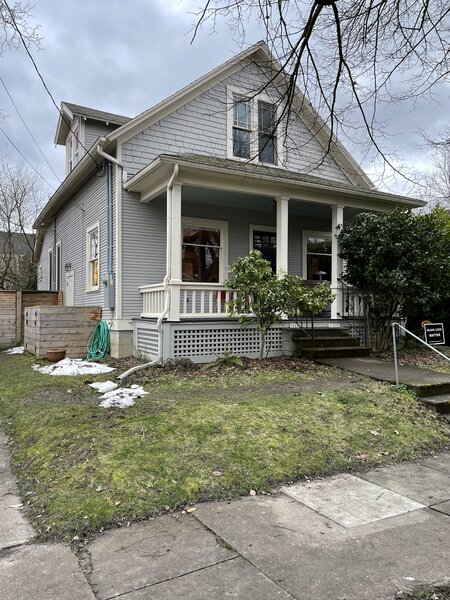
[280,274,334,340]
[339,207,450,351]
[226,250,284,359]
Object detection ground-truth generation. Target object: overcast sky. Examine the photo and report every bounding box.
[1,0,449,197]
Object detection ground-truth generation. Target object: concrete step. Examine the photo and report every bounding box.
[301,346,371,359]
[410,382,450,399]
[293,336,360,349]
[292,327,352,339]
[419,394,450,414]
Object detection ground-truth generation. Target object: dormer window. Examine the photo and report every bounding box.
[228,88,280,165]
[65,116,83,174]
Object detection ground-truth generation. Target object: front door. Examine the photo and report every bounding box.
[252,229,276,272]
[65,270,74,306]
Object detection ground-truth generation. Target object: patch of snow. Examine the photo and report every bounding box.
[33,358,115,376]
[99,385,148,409]
[3,346,24,354]
[89,380,118,393]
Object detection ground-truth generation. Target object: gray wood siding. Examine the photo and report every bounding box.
[122,192,166,319]
[85,121,118,150]
[38,167,115,320]
[122,61,351,184]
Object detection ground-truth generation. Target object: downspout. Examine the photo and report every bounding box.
[97,139,123,311]
[52,218,57,291]
[118,163,179,381]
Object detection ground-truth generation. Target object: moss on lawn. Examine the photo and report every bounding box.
[0,352,448,542]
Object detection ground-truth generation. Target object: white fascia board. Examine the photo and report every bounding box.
[107,42,269,146]
[126,156,425,211]
[54,104,74,146]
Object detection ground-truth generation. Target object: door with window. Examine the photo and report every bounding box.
[252,228,277,272]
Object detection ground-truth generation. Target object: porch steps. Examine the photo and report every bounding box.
[293,328,370,359]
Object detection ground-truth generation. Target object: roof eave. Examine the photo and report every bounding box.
[125,155,425,209]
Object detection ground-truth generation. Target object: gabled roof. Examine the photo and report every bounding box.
[106,40,373,189]
[54,102,131,145]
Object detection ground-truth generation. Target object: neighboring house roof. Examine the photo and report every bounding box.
[0,231,34,255]
[54,102,131,145]
[125,153,426,210]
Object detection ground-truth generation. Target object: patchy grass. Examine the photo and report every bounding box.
[0,352,448,543]
[378,342,450,375]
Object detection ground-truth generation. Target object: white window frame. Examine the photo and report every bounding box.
[227,85,285,166]
[248,224,276,254]
[55,241,62,291]
[86,221,100,292]
[48,247,53,290]
[302,230,332,281]
[181,217,229,284]
[65,116,85,174]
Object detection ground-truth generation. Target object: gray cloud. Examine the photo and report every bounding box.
[0,0,449,195]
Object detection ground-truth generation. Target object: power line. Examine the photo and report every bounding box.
[0,126,53,188]
[3,0,100,169]
[0,76,62,183]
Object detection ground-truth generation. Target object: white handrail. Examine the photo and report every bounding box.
[391,322,450,386]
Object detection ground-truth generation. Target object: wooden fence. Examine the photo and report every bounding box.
[0,290,62,347]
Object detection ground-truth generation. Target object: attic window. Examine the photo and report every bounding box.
[228,88,279,165]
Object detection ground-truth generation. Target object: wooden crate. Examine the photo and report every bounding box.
[24,306,102,358]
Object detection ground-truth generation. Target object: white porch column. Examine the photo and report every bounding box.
[167,183,182,321]
[331,204,344,319]
[276,196,289,274]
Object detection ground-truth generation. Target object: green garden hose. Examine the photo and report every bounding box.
[86,320,110,361]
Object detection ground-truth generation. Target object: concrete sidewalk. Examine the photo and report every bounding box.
[1,427,449,599]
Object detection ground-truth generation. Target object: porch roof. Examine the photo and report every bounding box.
[124,153,426,210]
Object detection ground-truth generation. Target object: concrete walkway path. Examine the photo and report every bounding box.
[317,356,450,389]
[1,426,449,599]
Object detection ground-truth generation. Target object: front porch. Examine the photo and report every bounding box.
[122,154,412,360]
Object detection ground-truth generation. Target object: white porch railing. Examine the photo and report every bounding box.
[140,283,166,317]
[140,283,239,319]
[180,284,238,318]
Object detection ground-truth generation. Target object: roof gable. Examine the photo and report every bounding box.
[54,102,131,145]
[107,41,373,189]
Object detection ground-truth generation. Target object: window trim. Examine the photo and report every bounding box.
[181,216,229,284]
[302,230,332,281]
[86,221,100,292]
[227,85,284,166]
[55,241,62,291]
[48,247,53,291]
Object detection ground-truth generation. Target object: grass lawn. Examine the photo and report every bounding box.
[0,351,448,543]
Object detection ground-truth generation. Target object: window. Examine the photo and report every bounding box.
[232,96,251,158]
[86,223,99,291]
[48,248,53,290]
[55,242,62,290]
[258,101,276,164]
[304,233,332,281]
[182,218,228,283]
[228,88,280,165]
[250,225,276,272]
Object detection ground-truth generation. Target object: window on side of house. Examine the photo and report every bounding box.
[48,248,53,290]
[55,242,62,290]
[305,235,332,281]
[86,224,99,291]
[182,218,228,283]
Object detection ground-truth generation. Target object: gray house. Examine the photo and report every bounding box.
[34,42,423,361]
